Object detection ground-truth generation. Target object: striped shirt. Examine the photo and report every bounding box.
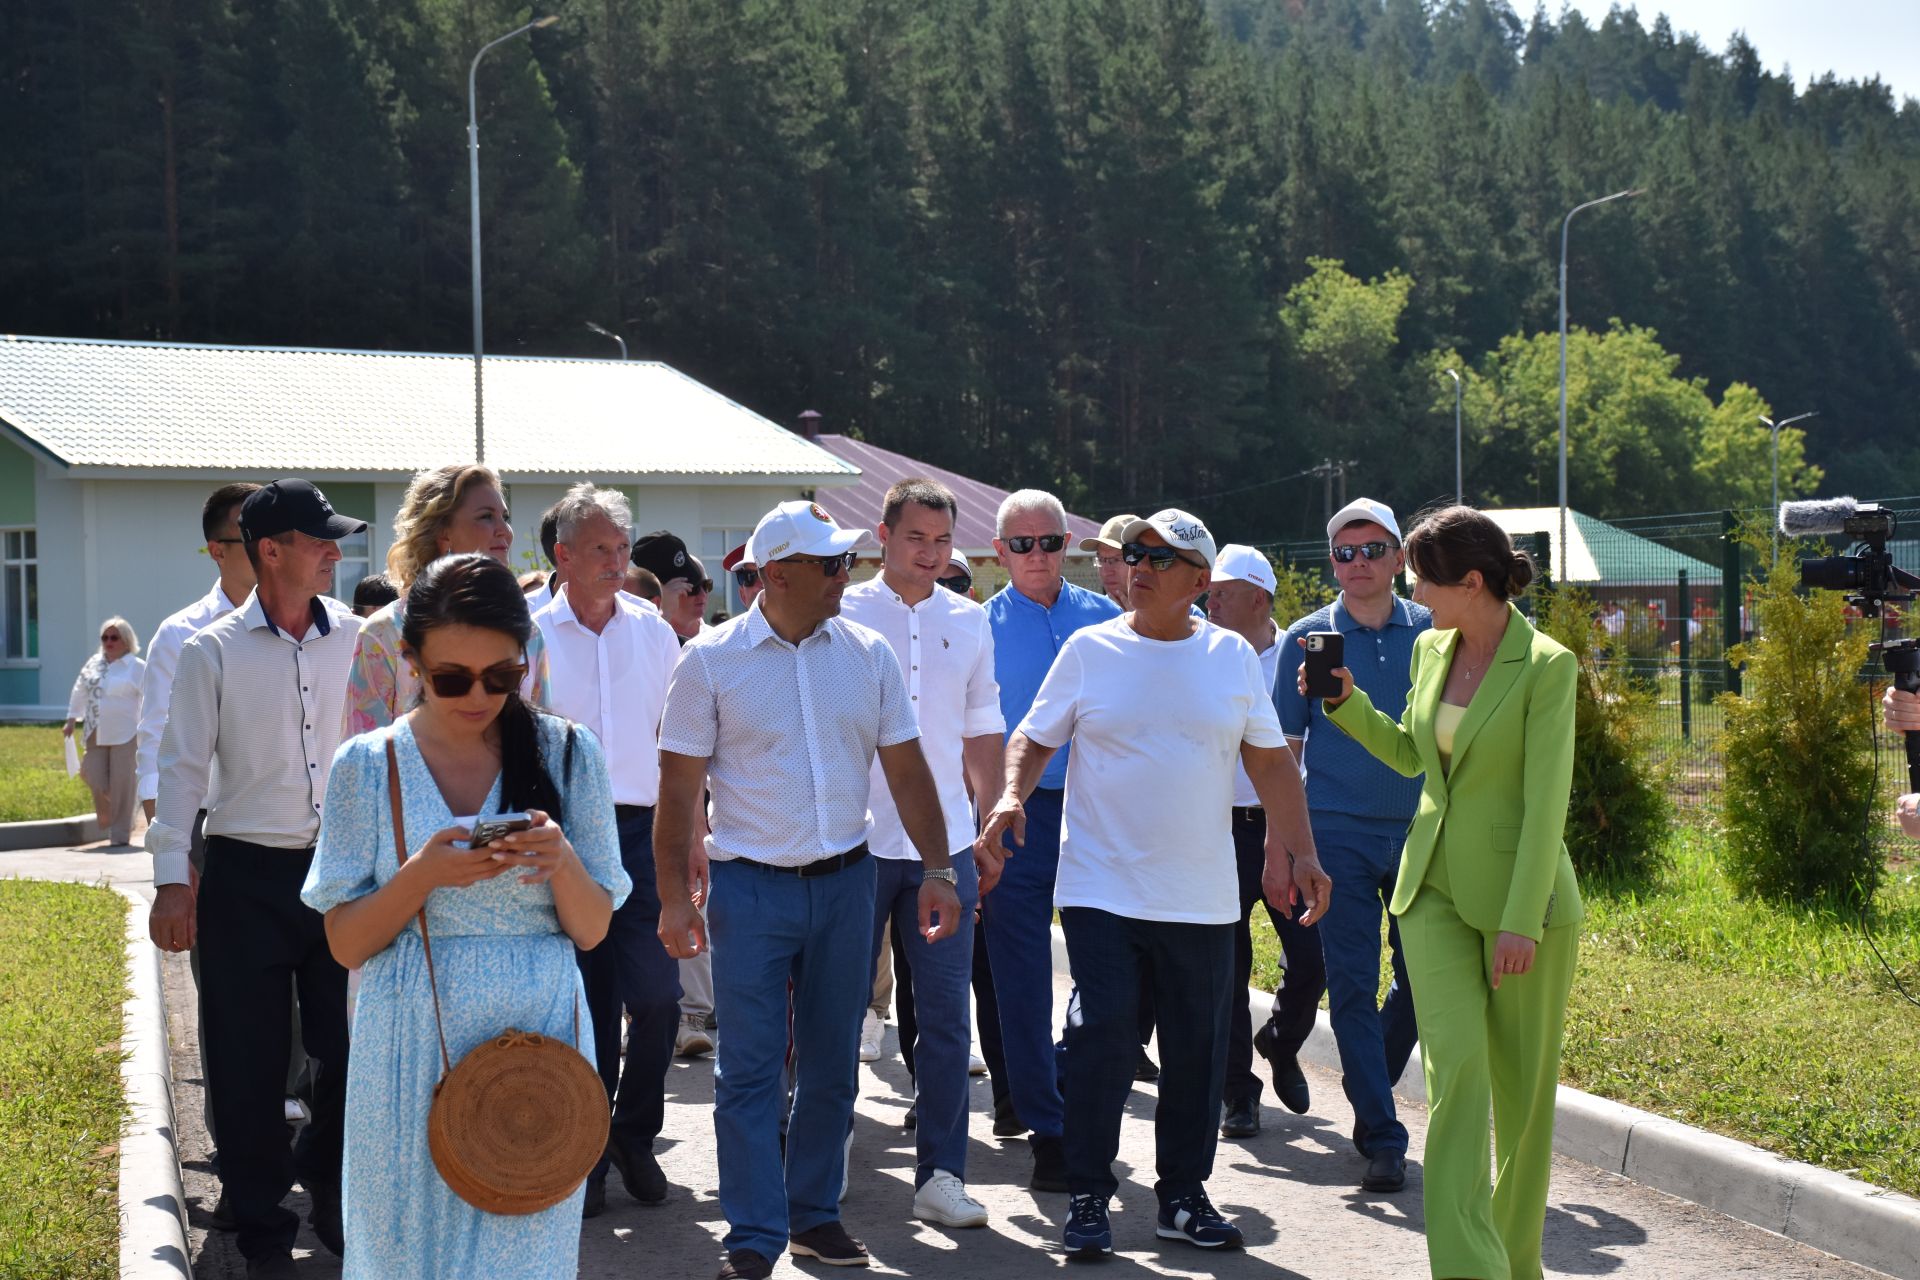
[148,592,362,887]
[136,581,241,802]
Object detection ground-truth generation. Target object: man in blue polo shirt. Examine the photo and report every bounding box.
[1272,497,1432,1195]
[983,488,1120,1193]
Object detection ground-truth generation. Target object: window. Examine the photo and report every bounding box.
[328,527,372,607]
[702,528,754,620]
[1,528,38,662]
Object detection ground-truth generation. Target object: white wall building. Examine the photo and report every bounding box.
[0,334,859,718]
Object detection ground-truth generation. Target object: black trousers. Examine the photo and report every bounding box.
[1227,807,1326,1102]
[197,837,348,1260]
[577,806,681,1176]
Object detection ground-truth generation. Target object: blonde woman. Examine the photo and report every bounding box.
[65,617,145,845]
[342,464,552,738]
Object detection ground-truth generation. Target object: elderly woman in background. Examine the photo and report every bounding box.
[342,463,552,738]
[66,617,146,845]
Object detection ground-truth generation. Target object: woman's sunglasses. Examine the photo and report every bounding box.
[1004,534,1067,555]
[937,572,973,595]
[1331,542,1393,563]
[1121,542,1203,572]
[426,663,528,698]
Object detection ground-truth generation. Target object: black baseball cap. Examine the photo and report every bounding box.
[631,530,699,587]
[240,479,369,542]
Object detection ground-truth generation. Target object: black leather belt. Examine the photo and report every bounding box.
[613,804,654,821]
[1232,806,1265,822]
[735,843,870,878]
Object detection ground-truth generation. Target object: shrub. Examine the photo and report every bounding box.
[1539,586,1673,883]
[1718,549,1878,905]
[1269,559,1337,627]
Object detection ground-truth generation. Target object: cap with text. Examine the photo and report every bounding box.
[240,478,368,543]
[1212,544,1275,595]
[1119,508,1218,569]
[1078,513,1137,553]
[748,499,873,567]
[1325,497,1402,547]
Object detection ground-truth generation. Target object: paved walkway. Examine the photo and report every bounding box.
[2,841,1892,1279]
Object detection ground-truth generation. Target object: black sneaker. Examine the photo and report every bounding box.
[1029,1133,1069,1193]
[788,1220,870,1266]
[1362,1149,1407,1193]
[1252,1022,1310,1114]
[718,1249,774,1280]
[1063,1193,1113,1260]
[1133,1048,1160,1083]
[607,1135,668,1204]
[1220,1095,1260,1139]
[1156,1192,1243,1249]
[992,1097,1028,1138]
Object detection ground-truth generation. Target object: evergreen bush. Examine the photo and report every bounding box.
[1540,586,1673,884]
[1718,549,1879,905]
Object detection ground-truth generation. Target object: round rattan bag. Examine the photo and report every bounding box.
[426,1027,609,1215]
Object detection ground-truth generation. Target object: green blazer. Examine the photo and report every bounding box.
[1326,603,1583,940]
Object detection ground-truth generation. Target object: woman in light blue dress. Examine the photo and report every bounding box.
[303,553,630,1280]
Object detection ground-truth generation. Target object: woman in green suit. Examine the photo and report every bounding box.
[1303,505,1581,1280]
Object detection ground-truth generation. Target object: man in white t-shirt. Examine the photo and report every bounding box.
[978,509,1330,1259]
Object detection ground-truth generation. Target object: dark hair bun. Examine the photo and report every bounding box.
[1508,549,1536,594]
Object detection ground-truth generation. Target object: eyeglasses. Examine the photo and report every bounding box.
[732,568,760,590]
[785,551,858,575]
[1331,542,1393,563]
[1003,534,1067,555]
[425,663,528,699]
[1121,541,1203,572]
[937,572,973,595]
[100,633,120,643]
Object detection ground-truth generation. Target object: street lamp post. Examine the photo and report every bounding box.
[1760,410,1818,557]
[1441,367,1463,503]
[585,321,628,360]
[468,15,559,463]
[1559,187,1643,566]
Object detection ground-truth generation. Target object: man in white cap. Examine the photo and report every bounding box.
[1205,544,1328,1141]
[1272,497,1432,1194]
[979,509,1330,1259]
[653,499,965,1280]
[1079,513,1136,608]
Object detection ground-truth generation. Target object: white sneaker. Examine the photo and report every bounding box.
[913,1169,988,1228]
[676,1013,714,1058]
[858,1010,883,1063]
[839,1129,854,1202]
[968,1052,987,1076]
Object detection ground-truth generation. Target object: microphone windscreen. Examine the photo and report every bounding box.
[1778,497,1859,538]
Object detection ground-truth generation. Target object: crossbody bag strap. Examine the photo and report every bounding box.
[387,739,454,1080]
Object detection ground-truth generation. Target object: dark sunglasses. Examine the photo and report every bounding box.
[1004,534,1067,555]
[677,577,714,595]
[100,633,121,642]
[426,663,528,699]
[937,572,973,595]
[1121,541,1203,572]
[786,551,858,575]
[732,568,760,590]
[1331,542,1393,563]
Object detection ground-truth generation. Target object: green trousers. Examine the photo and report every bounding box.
[1399,886,1578,1280]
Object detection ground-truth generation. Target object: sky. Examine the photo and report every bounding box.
[1565,0,1920,104]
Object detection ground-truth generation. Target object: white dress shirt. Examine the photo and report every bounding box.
[149,593,363,887]
[659,603,921,867]
[136,581,241,802]
[532,584,680,808]
[1232,624,1289,808]
[69,654,146,746]
[840,576,1003,858]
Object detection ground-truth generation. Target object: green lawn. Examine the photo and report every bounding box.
[1251,825,1920,1197]
[0,881,127,1279]
[0,724,96,824]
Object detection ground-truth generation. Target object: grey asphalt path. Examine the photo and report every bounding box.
[2,840,1892,1279]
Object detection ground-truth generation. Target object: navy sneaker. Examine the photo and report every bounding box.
[1155,1193,1243,1249]
[1063,1193,1113,1260]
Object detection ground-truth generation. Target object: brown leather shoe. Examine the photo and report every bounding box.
[789,1221,871,1267]
[718,1249,774,1280]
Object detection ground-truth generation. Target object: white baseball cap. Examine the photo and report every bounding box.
[946,550,970,574]
[1326,497,1402,546]
[1213,544,1275,594]
[1119,508,1218,569]
[748,499,872,567]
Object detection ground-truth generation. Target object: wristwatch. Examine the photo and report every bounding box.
[923,867,959,885]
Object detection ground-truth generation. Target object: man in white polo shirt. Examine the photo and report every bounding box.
[841,478,1004,1229]
[654,499,964,1280]
[1205,544,1327,1140]
[979,509,1330,1259]
[532,482,683,1217]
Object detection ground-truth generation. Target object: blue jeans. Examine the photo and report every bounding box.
[1316,825,1419,1156]
[1060,907,1233,1205]
[710,854,878,1259]
[868,852,979,1186]
[981,785,1065,1140]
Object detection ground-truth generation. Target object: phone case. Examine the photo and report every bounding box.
[1304,632,1345,699]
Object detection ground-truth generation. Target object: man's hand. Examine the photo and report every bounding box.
[1898,793,1920,841]
[688,842,711,909]
[1885,687,1920,733]
[918,876,964,943]
[973,840,1005,896]
[148,883,195,953]
[976,793,1026,864]
[657,894,708,960]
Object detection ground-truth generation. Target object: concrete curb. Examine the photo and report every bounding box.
[0,812,103,851]
[115,884,191,1279]
[1049,925,1920,1279]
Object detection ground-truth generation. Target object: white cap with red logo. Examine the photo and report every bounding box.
[1213,544,1276,594]
[748,499,872,567]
